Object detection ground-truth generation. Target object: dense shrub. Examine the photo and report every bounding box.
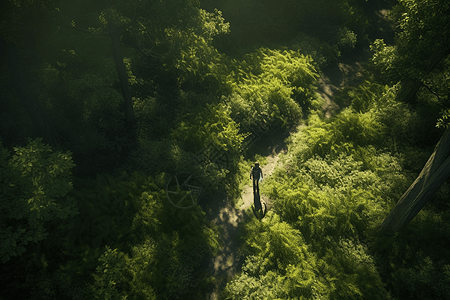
[225,212,388,299]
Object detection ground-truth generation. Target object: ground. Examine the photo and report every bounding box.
[202,50,372,299]
[201,132,288,299]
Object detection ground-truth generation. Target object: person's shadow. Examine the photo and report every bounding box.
[252,184,266,219]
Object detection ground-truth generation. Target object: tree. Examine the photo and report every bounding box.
[103,0,135,132]
[2,39,59,147]
[0,0,60,146]
[372,0,450,234]
[0,139,77,263]
[371,0,450,103]
[379,128,450,234]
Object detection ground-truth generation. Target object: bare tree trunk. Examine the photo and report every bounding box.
[5,39,58,147]
[379,128,450,234]
[104,8,135,130]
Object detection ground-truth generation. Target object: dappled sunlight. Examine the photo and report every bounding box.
[2,0,450,299]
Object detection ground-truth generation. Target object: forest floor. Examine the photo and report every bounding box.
[202,51,371,299]
[203,133,288,300]
[318,50,371,118]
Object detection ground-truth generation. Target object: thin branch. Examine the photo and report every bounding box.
[421,81,442,100]
[69,25,109,37]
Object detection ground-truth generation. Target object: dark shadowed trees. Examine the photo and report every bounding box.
[371,0,450,103]
[0,0,60,146]
[371,0,450,234]
[3,39,59,147]
[379,128,450,234]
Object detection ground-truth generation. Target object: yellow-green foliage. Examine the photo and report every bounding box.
[225,211,387,299]
[224,48,317,130]
[225,96,416,298]
[341,79,425,150]
[287,108,385,163]
[225,212,320,299]
[267,174,383,240]
[172,102,243,153]
[163,8,230,92]
[92,245,155,300]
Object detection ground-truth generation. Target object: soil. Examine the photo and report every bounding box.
[201,133,288,300]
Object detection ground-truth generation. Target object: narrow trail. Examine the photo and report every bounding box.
[202,46,374,300]
[202,135,288,300]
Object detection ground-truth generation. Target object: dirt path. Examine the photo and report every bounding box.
[202,9,395,297]
[240,148,285,211]
[203,54,369,298]
[203,134,287,299]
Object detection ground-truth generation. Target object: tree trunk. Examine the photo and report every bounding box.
[5,39,58,147]
[106,16,135,130]
[379,127,450,234]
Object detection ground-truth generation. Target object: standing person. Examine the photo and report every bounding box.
[250,162,263,194]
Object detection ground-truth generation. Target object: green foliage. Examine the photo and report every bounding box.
[224,48,317,130]
[5,0,450,299]
[202,0,370,55]
[126,139,188,176]
[392,0,450,75]
[69,172,164,251]
[149,207,220,300]
[290,33,340,68]
[170,100,244,192]
[232,99,422,298]
[133,96,172,139]
[172,102,243,153]
[342,79,438,149]
[19,171,220,299]
[225,212,320,299]
[437,108,450,129]
[370,0,450,116]
[266,170,384,241]
[92,244,157,300]
[345,80,389,113]
[127,1,230,94]
[286,108,384,163]
[392,254,450,299]
[35,22,134,166]
[0,138,77,263]
[337,27,358,52]
[370,39,400,84]
[226,211,388,299]
[374,206,450,299]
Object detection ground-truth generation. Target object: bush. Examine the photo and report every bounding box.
[337,27,358,52]
[223,48,317,131]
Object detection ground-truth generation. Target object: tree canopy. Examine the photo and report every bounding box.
[2,0,450,299]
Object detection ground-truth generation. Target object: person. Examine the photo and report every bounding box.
[250,161,263,194]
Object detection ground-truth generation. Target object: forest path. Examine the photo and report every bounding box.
[203,48,374,300]
[203,134,288,300]
[239,145,286,211]
[317,2,395,117]
[202,7,394,298]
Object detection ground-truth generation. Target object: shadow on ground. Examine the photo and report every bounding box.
[199,193,245,300]
[198,130,290,299]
